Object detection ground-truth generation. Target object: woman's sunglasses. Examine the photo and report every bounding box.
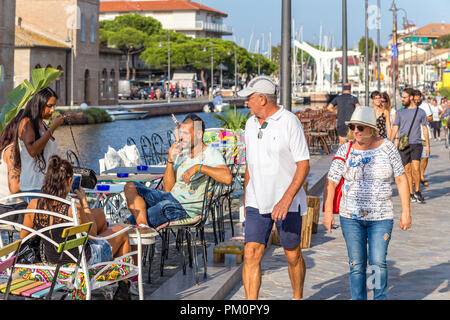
[347,124,366,131]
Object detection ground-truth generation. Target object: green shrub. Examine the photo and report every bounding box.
[438,87,450,99]
[81,108,112,123]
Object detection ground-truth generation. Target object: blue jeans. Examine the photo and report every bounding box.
[340,216,394,300]
[87,239,113,266]
[128,182,188,228]
[23,189,41,204]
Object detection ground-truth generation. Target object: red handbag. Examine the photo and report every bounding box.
[323,141,353,214]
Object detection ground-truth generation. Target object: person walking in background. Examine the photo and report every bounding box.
[381,92,396,126]
[14,87,64,204]
[370,91,391,139]
[430,98,445,141]
[390,88,430,204]
[323,106,411,300]
[238,76,310,300]
[327,83,360,145]
[441,97,449,148]
[381,92,398,146]
[415,91,433,187]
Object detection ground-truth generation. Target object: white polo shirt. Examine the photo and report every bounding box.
[244,106,310,215]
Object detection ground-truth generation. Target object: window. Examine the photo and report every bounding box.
[55,66,63,98]
[90,16,95,43]
[101,69,108,99]
[109,70,115,99]
[81,13,85,42]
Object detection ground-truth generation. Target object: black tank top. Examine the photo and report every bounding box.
[33,199,91,265]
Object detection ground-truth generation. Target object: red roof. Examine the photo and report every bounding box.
[100,0,227,17]
[336,57,360,66]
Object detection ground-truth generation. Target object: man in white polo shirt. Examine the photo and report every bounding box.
[238,76,310,300]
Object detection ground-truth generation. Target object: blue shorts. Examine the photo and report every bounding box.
[244,206,302,249]
[129,182,188,228]
[87,239,113,266]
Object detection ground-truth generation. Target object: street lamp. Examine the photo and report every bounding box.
[204,41,214,98]
[159,31,171,103]
[65,26,74,108]
[342,0,348,85]
[377,0,381,92]
[365,0,369,106]
[389,0,399,110]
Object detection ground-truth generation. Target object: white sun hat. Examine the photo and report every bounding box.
[345,106,378,130]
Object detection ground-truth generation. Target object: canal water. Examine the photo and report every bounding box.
[54,111,228,173]
[54,104,318,173]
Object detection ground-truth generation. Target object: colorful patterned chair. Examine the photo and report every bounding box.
[0,193,145,300]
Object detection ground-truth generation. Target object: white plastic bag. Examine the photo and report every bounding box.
[104,146,123,170]
[118,144,141,167]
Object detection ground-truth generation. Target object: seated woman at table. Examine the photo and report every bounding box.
[124,113,232,230]
[20,155,132,299]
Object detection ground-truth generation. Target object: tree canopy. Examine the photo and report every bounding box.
[100,14,276,84]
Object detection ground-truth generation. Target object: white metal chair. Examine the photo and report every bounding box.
[0,192,145,300]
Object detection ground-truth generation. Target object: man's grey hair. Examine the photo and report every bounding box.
[256,93,277,104]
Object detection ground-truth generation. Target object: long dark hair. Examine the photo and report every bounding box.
[0,109,24,155]
[14,87,58,172]
[37,155,73,213]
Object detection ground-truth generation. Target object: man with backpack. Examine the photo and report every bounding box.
[390,88,430,203]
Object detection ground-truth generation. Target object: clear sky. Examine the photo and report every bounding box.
[200,0,449,52]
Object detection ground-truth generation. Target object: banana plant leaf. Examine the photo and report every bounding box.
[0,67,63,135]
[213,106,250,131]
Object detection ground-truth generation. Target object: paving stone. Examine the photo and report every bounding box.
[226,140,450,300]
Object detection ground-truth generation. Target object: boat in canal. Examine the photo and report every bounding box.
[106,109,149,121]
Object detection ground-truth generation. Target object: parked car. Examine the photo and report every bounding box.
[118,80,132,100]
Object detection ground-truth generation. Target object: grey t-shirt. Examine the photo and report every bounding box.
[393,107,428,145]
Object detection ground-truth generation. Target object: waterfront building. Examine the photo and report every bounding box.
[0,0,16,111]
[99,0,232,39]
[15,0,121,106]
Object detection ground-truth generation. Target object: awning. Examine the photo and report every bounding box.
[172,73,197,80]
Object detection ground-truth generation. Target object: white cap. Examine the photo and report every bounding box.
[237,76,278,98]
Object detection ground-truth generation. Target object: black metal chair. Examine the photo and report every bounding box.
[66,149,80,167]
[215,163,243,242]
[151,133,167,164]
[126,137,137,146]
[140,135,157,165]
[158,177,218,284]
[167,130,176,147]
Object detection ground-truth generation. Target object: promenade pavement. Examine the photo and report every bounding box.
[227,139,450,300]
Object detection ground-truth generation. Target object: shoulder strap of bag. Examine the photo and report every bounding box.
[407,107,419,137]
[332,140,353,162]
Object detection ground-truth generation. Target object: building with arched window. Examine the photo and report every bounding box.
[0,0,16,110]
[14,0,120,106]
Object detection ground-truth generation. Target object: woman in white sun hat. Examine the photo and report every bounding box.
[323,106,411,300]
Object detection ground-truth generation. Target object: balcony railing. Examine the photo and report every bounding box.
[194,21,232,34]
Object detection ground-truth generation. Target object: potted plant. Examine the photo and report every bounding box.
[0,67,63,134]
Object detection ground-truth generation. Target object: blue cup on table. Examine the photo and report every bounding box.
[137,165,148,171]
[97,185,110,191]
[117,173,129,178]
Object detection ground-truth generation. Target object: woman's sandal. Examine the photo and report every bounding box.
[420,180,429,186]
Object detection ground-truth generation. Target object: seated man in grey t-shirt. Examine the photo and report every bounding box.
[390,88,430,204]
